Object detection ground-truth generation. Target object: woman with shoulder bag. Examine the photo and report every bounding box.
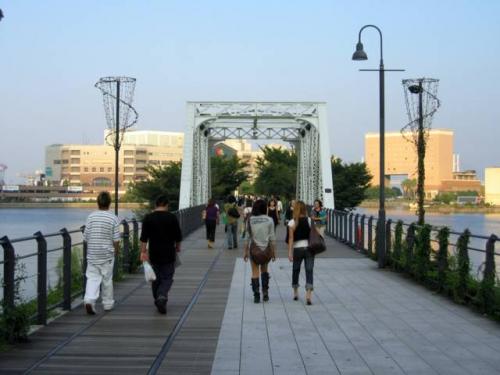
[204,198,219,248]
[288,200,315,305]
[243,199,276,303]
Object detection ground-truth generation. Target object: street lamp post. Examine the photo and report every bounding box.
[352,25,404,268]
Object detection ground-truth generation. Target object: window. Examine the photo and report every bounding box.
[124,158,134,164]
[70,150,80,155]
[100,167,104,172]
[108,167,112,172]
[62,159,69,164]
[124,167,134,173]
[136,159,147,164]
[54,160,61,165]
[71,167,79,172]
[92,167,96,172]
[124,150,134,156]
[71,158,80,164]
[84,167,89,172]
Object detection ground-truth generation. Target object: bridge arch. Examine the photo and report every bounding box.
[179,101,334,208]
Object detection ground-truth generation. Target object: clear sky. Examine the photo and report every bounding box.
[1,0,499,183]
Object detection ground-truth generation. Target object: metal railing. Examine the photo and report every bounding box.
[0,205,204,326]
[324,209,499,275]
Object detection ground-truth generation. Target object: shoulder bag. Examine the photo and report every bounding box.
[247,216,273,265]
[308,219,326,255]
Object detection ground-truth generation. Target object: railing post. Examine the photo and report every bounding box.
[354,214,359,249]
[344,212,348,242]
[1,236,15,312]
[348,213,353,246]
[34,231,47,325]
[385,219,392,260]
[60,228,72,311]
[81,225,87,298]
[480,234,498,314]
[360,215,366,252]
[405,223,416,273]
[132,218,139,251]
[122,220,130,273]
[367,216,373,255]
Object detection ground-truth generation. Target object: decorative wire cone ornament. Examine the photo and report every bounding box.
[95,76,139,148]
[401,78,440,144]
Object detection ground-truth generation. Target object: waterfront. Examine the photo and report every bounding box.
[0,208,136,302]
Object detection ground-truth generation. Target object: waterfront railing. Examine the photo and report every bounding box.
[0,205,204,326]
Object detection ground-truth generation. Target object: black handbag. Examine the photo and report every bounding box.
[308,220,326,255]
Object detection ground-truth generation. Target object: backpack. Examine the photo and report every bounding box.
[228,205,240,218]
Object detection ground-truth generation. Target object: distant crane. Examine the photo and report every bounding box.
[0,163,7,186]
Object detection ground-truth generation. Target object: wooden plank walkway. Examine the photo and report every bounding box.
[1,224,500,374]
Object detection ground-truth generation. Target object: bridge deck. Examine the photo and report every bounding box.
[1,225,500,374]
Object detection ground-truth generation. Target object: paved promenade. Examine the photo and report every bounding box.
[1,225,500,374]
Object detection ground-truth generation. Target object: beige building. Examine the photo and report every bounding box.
[45,130,184,188]
[485,167,500,206]
[222,140,287,182]
[365,129,455,196]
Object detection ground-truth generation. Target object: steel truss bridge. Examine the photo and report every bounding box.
[179,101,334,208]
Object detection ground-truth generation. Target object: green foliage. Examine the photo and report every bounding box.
[401,178,417,198]
[56,248,84,292]
[124,162,182,210]
[392,220,404,267]
[331,158,372,211]
[211,155,249,199]
[433,192,456,204]
[0,263,31,345]
[477,236,497,314]
[456,229,471,301]
[129,227,141,273]
[365,186,399,200]
[254,147,296,199]
[436,227,450,290]
[238,181,255,195]
[414,225,431,281]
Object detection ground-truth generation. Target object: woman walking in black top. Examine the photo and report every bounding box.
[287,200,314,305]
[267,199,279,230]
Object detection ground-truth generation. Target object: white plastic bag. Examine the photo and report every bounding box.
[143,261,156,282]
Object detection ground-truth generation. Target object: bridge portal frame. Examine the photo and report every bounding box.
[179,101,334,209]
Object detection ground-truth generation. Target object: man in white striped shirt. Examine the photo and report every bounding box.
[83,191,121,314]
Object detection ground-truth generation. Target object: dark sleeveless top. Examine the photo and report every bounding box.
[294,217,310,242]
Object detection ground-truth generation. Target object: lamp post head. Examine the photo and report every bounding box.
[352,42,368,61]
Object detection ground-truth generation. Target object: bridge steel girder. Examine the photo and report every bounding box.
[179,102,335,209]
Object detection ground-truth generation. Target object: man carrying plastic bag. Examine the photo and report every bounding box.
[140,195,183,314]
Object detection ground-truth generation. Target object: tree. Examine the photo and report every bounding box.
[211,155,249,199]
[401,178,417,199]
[331,158,372,211]
[124,162,181,210]
[365,186,399,200]
[253,146,297,199]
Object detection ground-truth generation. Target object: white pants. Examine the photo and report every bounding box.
[316,225,325,237]
[84,259,115,309]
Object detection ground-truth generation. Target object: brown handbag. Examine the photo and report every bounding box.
[247,217,273,265]
[308,220,326,255]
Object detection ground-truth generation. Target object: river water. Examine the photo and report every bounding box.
[0,208,136,301]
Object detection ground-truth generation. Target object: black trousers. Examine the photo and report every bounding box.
[152,262,175,300]
[205,219,216,241]
[292,247,314,291]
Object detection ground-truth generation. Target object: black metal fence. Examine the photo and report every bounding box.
[324,209,499,275]
[0,205,204,326]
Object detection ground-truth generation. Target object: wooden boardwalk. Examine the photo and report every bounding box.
[1,225,500,374]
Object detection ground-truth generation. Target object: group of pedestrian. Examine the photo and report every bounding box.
[83,192,182,316]
[82,191,326,316]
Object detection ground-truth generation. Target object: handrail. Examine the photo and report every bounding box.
[0,205,205,326]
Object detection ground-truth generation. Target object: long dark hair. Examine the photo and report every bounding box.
[252,199,267,216]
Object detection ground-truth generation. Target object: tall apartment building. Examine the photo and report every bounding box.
[45,130,184,188]
[485,167,500,206]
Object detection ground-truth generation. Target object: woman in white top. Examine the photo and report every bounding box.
[287,200,314,305]
[244,199,276,303]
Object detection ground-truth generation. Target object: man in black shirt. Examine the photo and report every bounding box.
[140,195,182,314]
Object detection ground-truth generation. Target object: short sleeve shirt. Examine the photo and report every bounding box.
[84,210,121,264]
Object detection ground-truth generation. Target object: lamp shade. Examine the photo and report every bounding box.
[352,42,368,60]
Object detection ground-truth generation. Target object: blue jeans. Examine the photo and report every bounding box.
[226,222,238,248]
[292,247,314,291]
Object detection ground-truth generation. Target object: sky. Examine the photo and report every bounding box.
[0,0,499,183]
